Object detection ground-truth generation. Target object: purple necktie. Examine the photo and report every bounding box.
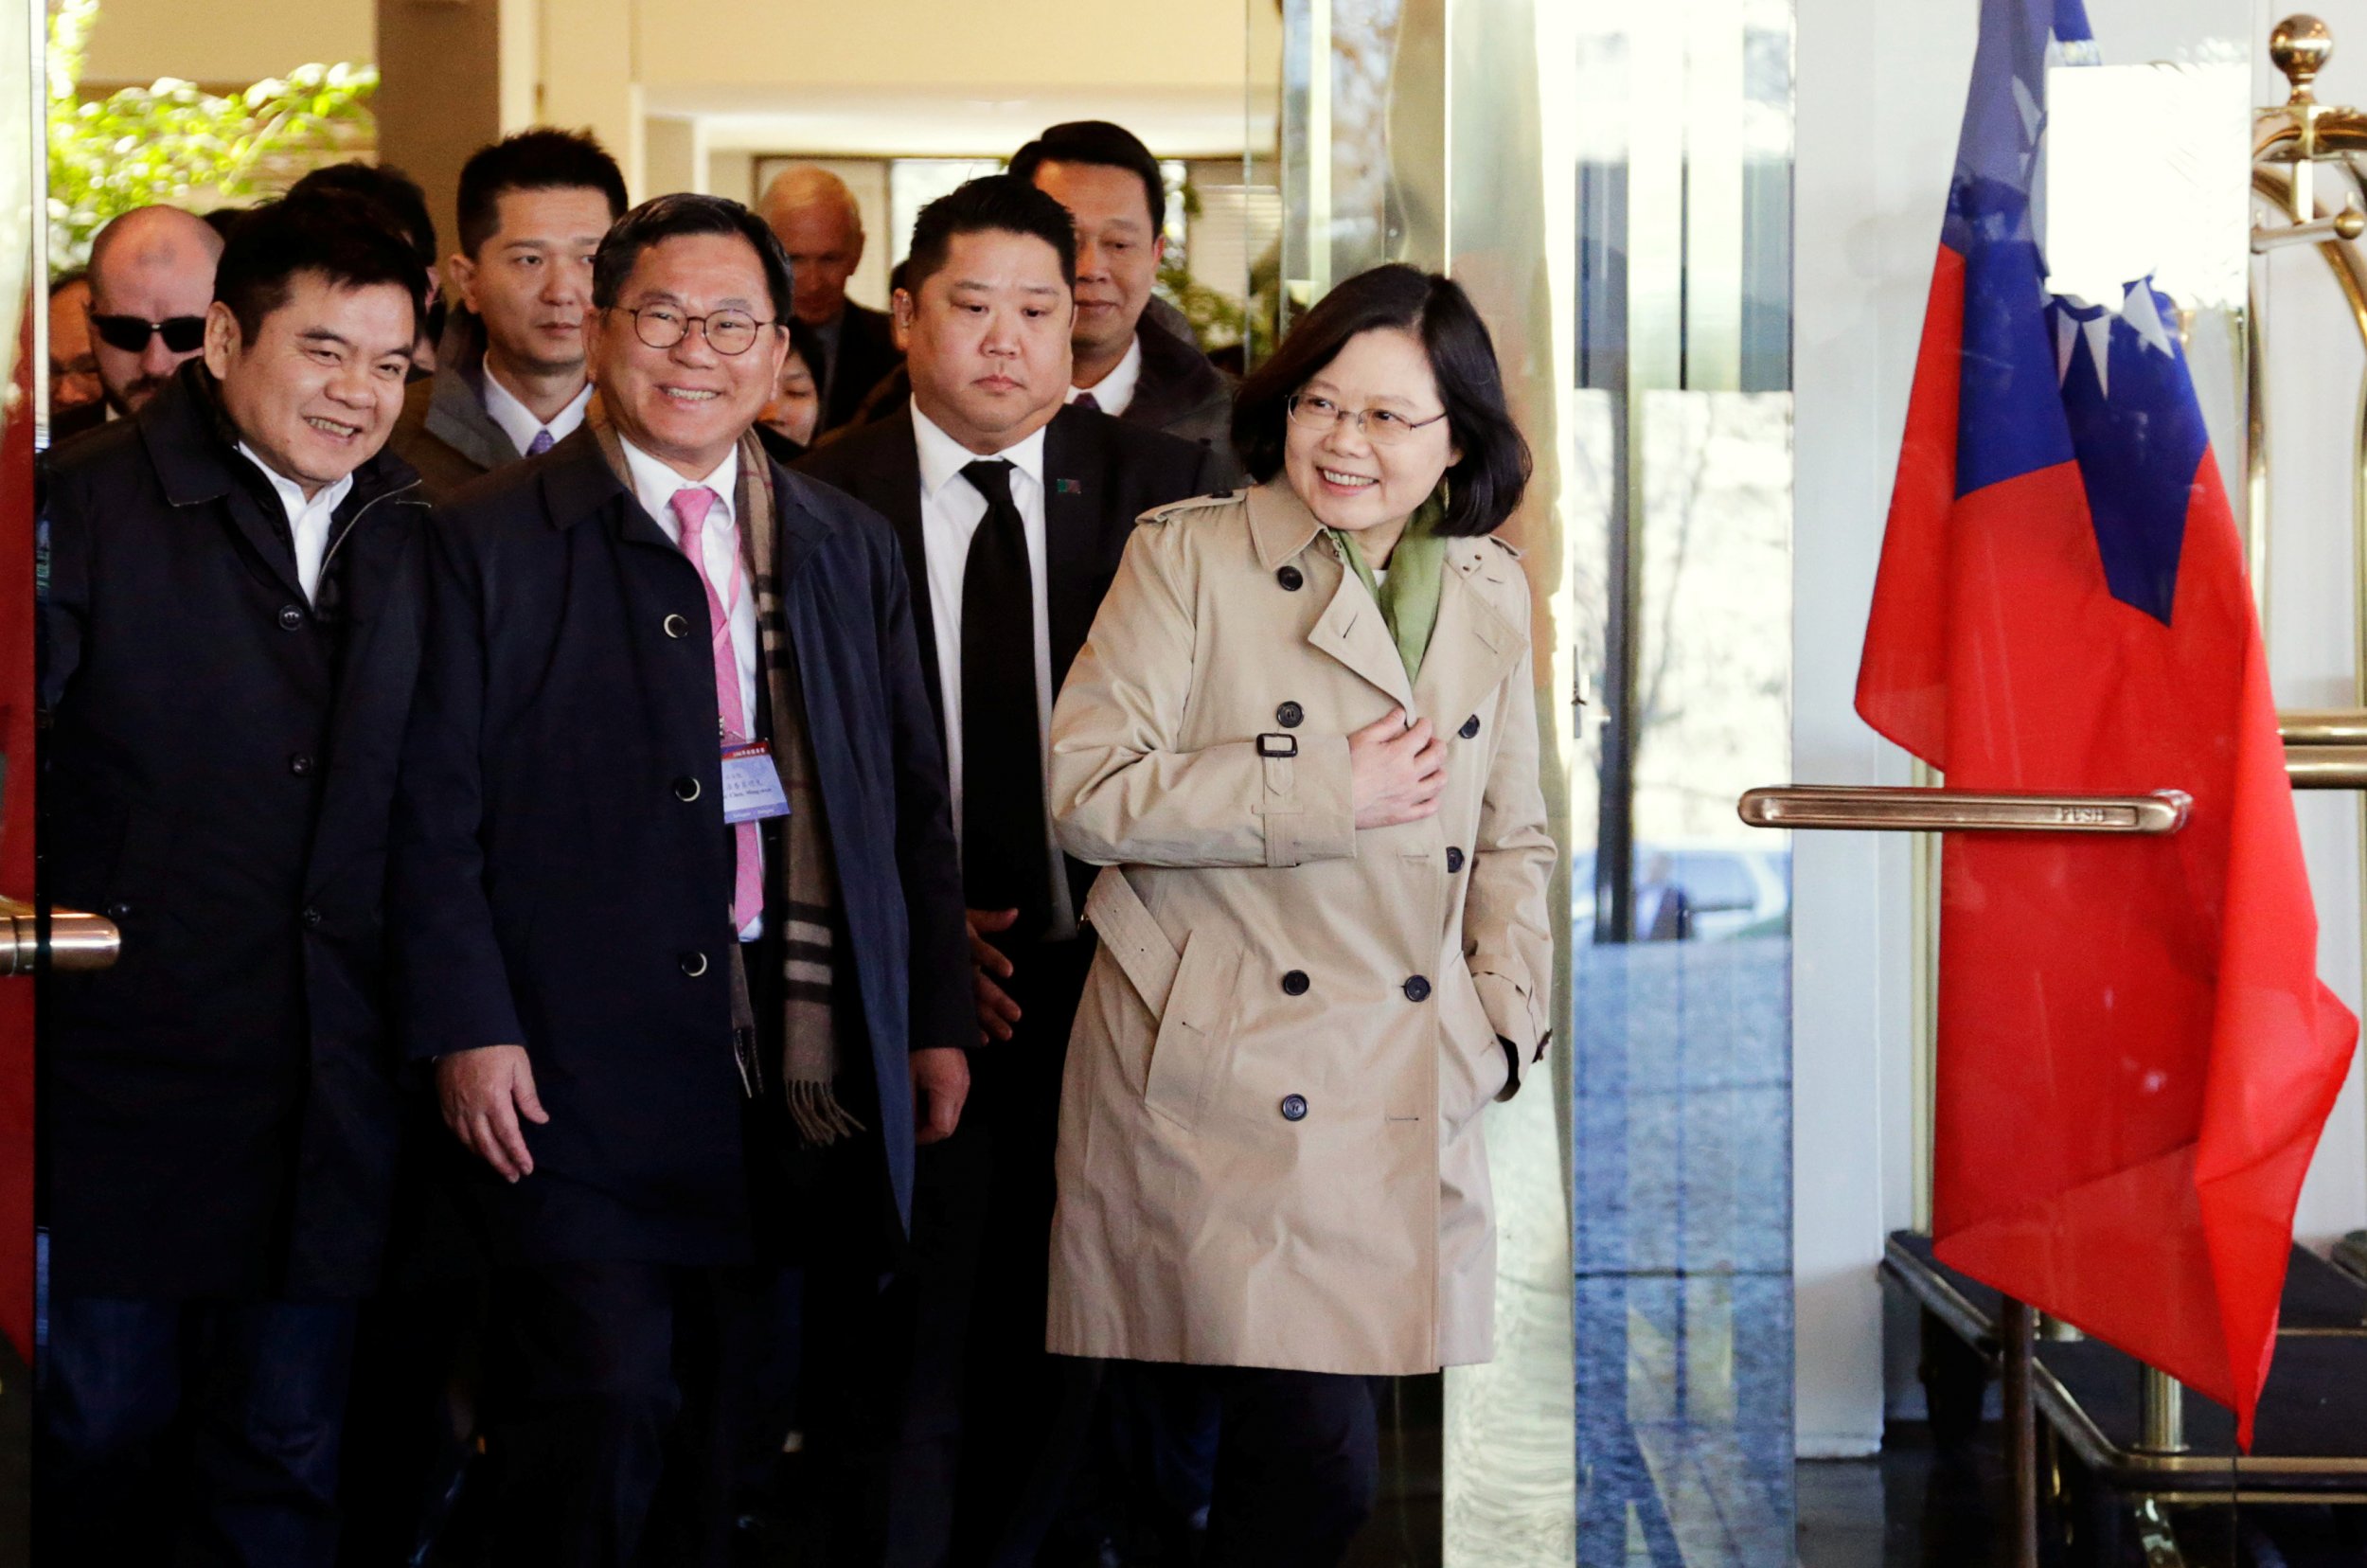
[669,487,762,932]
[527,428,555,455]
[1072,392,1100,413]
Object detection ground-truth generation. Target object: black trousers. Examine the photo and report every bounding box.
[36,1294,358,1567]
[1124,1363,1380,1568]
[807,935,1094,1568]
[486,1261,769,1568]
[958,935,1098,1565]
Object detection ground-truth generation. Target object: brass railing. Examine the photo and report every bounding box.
[0,897,119,976]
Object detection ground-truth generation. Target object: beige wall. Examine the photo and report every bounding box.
[634,0,1245,91]
[77,0,1247,95]
[79,0,374,86]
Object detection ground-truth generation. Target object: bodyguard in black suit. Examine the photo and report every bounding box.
[393,193,971,1568]
[36,198,431,1566]
[796,176,1221,1568]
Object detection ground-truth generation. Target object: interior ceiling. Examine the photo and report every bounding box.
[643,83,1268,159]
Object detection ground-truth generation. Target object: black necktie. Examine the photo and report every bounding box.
[1073,392,1101,413]
[958,459,1051,939]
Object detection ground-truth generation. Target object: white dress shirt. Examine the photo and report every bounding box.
[1066,330,1144,418]
[481,368,591,456]
[617,437,766,939]
[910,404,1075,937]
[237,443,352,604]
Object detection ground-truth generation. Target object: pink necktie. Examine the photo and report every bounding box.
[669,486,762,932]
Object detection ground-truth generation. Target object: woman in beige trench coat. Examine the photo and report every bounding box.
[1044,264,1557,1564]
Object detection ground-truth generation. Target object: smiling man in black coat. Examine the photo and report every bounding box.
[36,196,431,1566]
[392,193,971,1567]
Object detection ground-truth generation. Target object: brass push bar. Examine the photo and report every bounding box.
[0,897,120,976]
[1736,786,2191,835]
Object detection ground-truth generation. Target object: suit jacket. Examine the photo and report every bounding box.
[793,403,1226,917]
[390,311,531,505]
[820,300,905,436]
[1127,312,1241,481]
[391,430,970,1264]
[39,362,432,1300]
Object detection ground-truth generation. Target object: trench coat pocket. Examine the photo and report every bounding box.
[1084,867,1245,1131]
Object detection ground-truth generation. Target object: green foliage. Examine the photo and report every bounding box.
[46,0,376,276]
[1152,176,1258,358]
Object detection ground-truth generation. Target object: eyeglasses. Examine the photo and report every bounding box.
[1286,392,1449,447]
[89,314,206,355]
[614,304,776,357]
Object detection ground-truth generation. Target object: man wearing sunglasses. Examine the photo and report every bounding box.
[83,204,223,417]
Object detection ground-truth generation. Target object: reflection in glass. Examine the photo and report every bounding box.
[1571,2,1797,1564]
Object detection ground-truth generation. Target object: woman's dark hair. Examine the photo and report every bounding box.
[1008,120,1166,233]
[1233,263,1530,536]
[457,128,630,258]
[591,193,795,324]
[213,194,428,346]
[902,176,1077,298]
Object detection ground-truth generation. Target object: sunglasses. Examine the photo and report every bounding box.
[89,314,206,355]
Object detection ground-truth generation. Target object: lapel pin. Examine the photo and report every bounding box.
[1054,478,1083,494]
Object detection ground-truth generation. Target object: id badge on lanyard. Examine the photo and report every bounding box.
[721,740,792,823]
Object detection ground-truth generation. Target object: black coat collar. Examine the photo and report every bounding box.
[1125,313,1230,432]
[141,360,421,514]
[536,420,836,579]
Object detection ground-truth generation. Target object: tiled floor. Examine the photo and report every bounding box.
[1575,935,1796,1568]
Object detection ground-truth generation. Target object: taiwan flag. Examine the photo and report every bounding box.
[1856,0,2358,1445]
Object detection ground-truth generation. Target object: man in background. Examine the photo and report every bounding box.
[392,128,629,500]
[45,272,103,441]
[1010,121,1238,474]
[36,194,430,1567]
[797,174,1222,1567]
[289,161,447,372]
[757,164,902,436]
[81,204,222,417]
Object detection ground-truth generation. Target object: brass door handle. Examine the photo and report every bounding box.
[1737,786,2192,834]
[0,897,122,975]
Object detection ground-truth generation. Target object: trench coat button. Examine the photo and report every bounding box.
[301,906,324,930]
[673,776,702,802]
[1402,974,1432,1003]
[680,951,709,978]
[663,612,692,639]
[289,754,313,776]
[1275,701,1305,729]
[1276,565,1305,592]
[103,901,131,921]
[277,604,305,631]
[1280,1094,1308,1122]
[1280,969,1310,996]
[1459,714,1481,739]
[1446,846,1466,873]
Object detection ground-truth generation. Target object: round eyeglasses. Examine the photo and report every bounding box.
[615,304,776,356]
[1286,391,1450,446]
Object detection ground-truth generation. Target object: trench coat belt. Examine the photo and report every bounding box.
[1082,866,1180,1016]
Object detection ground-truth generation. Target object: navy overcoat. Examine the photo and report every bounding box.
[392,428,969,1263]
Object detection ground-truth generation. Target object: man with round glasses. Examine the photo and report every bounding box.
[83,205,223,417]
[394,192,970,1564]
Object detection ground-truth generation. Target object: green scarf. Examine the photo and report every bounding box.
[1328,490,1449,682]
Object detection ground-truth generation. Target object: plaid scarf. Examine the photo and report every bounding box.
[587,398,861,1146]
